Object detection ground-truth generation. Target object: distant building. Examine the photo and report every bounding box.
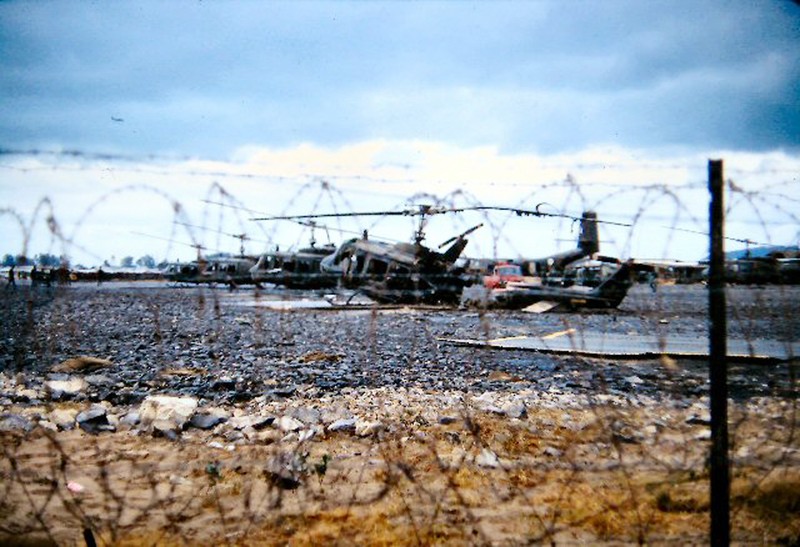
[723,245,800,284]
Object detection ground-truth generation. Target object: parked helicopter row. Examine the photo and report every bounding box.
[160,206,654,312]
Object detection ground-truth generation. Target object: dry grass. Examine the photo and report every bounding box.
[1,397,798,545]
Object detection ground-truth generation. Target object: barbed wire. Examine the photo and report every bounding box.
[0,155,797,544]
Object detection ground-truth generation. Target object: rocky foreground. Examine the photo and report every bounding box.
[1,282,798,545]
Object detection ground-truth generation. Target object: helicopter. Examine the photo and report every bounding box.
[162,255,260,288]
[247,219,377,290]
[133,230,261,288]
[457,209,649,312]
[249,242,340,290]
[253,205,484,304]
[521,210,600,278]
[198,199,389,291]
[253,204,637,306]
[466,210,601,285]
[465,257,652,313]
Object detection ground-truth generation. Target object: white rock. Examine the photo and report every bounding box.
[475,448,500,468]
[139,395,198,432]
[45,378,87,396]
[49,408,79,430]
[543,447,563,458]
[38,420,58,432]
[276,415,304,432]
[18,388,41,400]
[327,418,357,432]
[120,411,140,427]
[355,420,384,437]
[298,429,316,442]
[642,425,658,437]
[503,400,527,419]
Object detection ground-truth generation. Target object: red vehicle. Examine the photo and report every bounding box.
[483,262,524,289]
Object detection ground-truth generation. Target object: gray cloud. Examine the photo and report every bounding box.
[1,1,798,157]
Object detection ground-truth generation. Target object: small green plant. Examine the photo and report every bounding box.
[314,454,331,485]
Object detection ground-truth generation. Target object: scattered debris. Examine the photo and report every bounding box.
[442,332,798,362]
[523,300,559,314]
[51,356,113,373]
[300,351,344,363]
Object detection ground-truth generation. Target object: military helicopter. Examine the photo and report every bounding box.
[253,205,484,304]
[162,255,260,288]
[466,257,651,312]
[246,217,405,290]
[466,210,601,283]
[248,220,341,290]
[521,210,600,277]
[133,229,261,288]
[455,208,647,312]
[201,199,389,291]
[254,204,638,306]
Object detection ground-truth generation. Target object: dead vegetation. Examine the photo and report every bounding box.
[1,397,797,545]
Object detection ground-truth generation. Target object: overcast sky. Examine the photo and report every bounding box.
[1,1,798,264]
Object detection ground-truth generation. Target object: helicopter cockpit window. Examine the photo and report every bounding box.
[389,263,410,275]
[367,258,388,275]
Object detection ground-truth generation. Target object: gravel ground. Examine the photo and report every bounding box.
[1,281,797,406]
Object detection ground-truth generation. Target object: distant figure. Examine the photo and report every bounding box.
[6,265,15,290]
[97,267,104,286]
[31,265,38,287]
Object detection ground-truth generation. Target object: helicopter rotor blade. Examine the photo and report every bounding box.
[437,223,484,249]
[446,205,634,228]
[252,204,634,229]
[174,221,274,245]
[250,204,463,222]
[131,231,212,253]
[199,199,405,241]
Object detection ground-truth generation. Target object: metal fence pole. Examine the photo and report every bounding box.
[708,159,730,545]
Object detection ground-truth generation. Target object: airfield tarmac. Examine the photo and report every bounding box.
[1,282,798,544]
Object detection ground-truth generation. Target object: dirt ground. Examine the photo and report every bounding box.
[3,392,799,545]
